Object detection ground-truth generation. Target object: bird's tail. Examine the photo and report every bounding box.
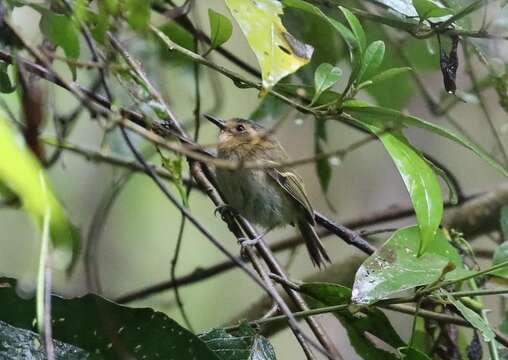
[297,220,331,268]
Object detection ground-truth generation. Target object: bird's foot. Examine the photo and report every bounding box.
[238,232,267,259]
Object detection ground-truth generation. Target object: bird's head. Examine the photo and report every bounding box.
[204,114,271,152]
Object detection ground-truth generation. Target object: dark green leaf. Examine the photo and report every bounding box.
[39,11,80,79]
[0,62,15,93]
[400,347,433,359]
[412,0,453,19]
[0,277,220,359]
[199,324,276,360]
[344,103,508,177]
[301,282,402,359]
[208,9,233,49]
[312,63,342,105]
[443,291,495,342]
[0,320,90,359]
[156,21,195,67]
[126,0,150,30]
[359,41,385,82]
[352,226,473,304]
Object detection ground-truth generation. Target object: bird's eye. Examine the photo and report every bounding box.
[235,124,246,132]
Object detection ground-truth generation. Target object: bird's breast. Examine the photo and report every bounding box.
[215,164,295,229]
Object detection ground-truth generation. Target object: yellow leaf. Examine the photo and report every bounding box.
[0,112,79,271]
[224,0,313,91]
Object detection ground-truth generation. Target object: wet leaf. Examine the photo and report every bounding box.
[301,282,403,359]
[351,116,443,255]
[412,0,453,19]
[359,41,385,82]
[443,291,495,343]
[208,9,233,49]
[0,320,90,359]
[351,226,473,304]
[311,63,342,105]
[0,113,79,270]
[0,277,220,359]
[343,103,508,177]
[224,0,313,91]
[199,324,276,360]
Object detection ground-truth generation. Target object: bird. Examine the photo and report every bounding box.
[205,114,331,267]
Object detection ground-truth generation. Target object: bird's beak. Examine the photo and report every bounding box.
[204,114,226,130]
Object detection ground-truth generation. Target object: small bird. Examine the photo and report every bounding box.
[205,114,331,267]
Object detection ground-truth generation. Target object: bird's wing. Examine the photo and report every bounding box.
[267,168,316,225]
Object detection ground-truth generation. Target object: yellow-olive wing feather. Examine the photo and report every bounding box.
[267,169,316,225]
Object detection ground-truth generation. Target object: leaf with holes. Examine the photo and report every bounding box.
[208,9,233,49]
[199,324,276,360]
[352,226,472,304]
[224,0,313,92]
[0,320,90,359]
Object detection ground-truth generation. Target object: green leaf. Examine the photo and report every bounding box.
[351,226,473,304]
[443,290,495,343]
[224,0,313,91]
[0,62,15,93]
[0,277,220,359]
[350,115,443,255]
[208,9,233,49]
[156,21,195,67]
[339,6,366,52]
[412,0,453,19]
[0,113,79,270]
[199,324,276,360]
[311,63,342,105]
[39,11,80,79]
[343,103,508,177]
[125,0,150,30]
[301,282,403,359]
[0,320,90,359]
[359,41,385,82]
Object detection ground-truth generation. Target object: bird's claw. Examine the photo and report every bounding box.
[214,205,237,220]
[238,235,263,260]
